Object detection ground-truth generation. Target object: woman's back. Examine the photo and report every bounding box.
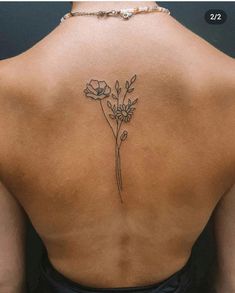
[0,1,235,289]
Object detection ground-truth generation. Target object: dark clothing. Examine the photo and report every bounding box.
[33,251,197,293]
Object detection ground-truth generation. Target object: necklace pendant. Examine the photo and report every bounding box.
[97,11,106,17]
[121,11,133,20]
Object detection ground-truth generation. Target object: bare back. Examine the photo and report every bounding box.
[0,3,235,288]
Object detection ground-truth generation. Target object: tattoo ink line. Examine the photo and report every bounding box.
[84,75,138,203]
[99,100,116,138]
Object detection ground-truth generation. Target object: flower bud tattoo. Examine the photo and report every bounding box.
[84,75,138,203]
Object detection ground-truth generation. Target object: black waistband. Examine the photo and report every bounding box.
[35,252,193,293]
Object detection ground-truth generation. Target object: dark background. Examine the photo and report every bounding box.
[0,1,234,291]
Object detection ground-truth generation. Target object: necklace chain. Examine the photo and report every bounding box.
[61,5,170,22]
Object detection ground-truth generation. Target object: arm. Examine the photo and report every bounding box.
[0,60,26,292]
[212,58,235,292]
[213,183,235,292]
[0,181,26,293]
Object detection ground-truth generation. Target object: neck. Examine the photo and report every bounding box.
[72,1,157,12]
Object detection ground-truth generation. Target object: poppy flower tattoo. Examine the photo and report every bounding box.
[84,80,111,100]
[84,75,138,203]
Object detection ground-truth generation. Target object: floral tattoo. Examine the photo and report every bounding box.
[84,75,138,203]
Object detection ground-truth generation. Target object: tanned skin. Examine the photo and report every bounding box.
[0,2,234,292]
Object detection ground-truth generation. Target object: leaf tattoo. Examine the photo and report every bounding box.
[84,75,138,203]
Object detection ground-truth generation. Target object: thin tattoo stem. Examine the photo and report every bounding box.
[123,89,128,103]
[115,142,123,202]
[119,139,123,149]
[116,122,123,190]
[99,100,116,138]
[115,91,121,191]
[115,87,122,192]
[117,146,123,189]
[117,120,123,135]
[115,129,123,192]
[117,91,120,108]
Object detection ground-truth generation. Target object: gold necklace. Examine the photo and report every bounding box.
[61,5,170,22]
